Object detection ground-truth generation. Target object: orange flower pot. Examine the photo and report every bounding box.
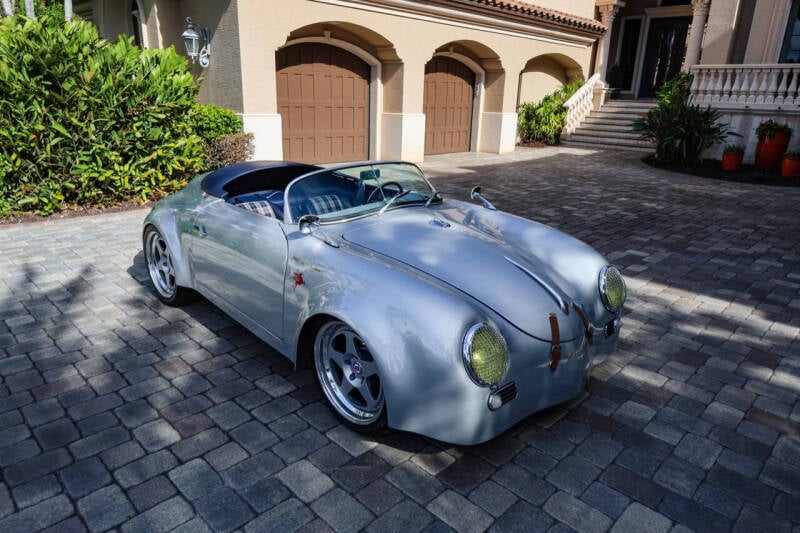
[781,156,800,177]
[721,151,743,171]
[755,131,790,169]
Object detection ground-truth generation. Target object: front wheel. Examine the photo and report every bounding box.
[314,320,386,432]
[143,226,195,306]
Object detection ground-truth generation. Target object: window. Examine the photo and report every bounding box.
[781,0,800,62]
[130,1,145,48]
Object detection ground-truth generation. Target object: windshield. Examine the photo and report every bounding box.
[286,162,436,222]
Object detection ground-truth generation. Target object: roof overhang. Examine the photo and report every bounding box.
[311,0,605,49]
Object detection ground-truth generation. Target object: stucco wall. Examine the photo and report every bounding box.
[235,0,595,116]
[518,56,569,106]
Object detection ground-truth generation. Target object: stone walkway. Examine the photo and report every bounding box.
[0,146,798,532]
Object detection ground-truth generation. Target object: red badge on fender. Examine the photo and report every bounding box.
[292,272,305,289]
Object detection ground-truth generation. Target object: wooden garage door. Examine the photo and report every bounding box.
[276,43,369,164]
[423,57,475,155]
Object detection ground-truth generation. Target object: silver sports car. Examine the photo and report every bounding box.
[143,160,626,445]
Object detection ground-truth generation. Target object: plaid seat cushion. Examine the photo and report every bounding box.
[308,194,349,215]
[236,200,275,217]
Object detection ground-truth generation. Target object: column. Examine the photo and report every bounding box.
[594,0,626,82]
[684,0,711,70]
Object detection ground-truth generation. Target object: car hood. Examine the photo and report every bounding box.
[340,206,586,342]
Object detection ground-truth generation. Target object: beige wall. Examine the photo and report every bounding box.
[518,56,571,106]
[91,0,602,160]
[527,0,596,20]
[742,0,792,63]
[235,0,595,115]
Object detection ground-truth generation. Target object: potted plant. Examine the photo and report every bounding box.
[721,144,745,171]
[781,149,800,177]
[755,119,793,169]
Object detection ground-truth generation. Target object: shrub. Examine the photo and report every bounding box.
[755,119,792,140]
[518,79,583,145]
[192,103,243,143]
[632,73,736,164]
[203,132,254,171]
[0,14,205,216]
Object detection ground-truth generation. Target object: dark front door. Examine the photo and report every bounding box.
[639,17,691,98]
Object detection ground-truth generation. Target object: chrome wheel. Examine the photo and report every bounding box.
[315,321,384,426]
[145,229,177,299]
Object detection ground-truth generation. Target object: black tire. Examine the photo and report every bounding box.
[143,226,195,306]
[313,320,387,433]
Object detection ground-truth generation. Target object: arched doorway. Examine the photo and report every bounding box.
[423,56,475,155]
[517,54,583,107]
[276,43,370,164]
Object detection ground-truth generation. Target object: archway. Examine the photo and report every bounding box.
[517,53,583,107]
[277,23,402,163]
[423,40,503,155]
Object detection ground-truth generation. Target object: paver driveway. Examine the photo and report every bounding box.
[0,146,799,533]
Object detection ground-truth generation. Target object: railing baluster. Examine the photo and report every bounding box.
[786,67,799,105]
[720,68,733,104]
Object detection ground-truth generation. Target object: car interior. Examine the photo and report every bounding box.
[218,165,317,220]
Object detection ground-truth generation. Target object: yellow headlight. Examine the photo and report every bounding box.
[463,324,508,386]
[599,265,626,313]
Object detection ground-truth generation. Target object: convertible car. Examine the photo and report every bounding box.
[143,160,625,445]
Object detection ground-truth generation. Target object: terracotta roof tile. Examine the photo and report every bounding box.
[452,0,606,34]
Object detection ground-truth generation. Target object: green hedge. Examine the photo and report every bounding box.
[517,79,583,145]
[192,103,243,143]
[0,14,206,216]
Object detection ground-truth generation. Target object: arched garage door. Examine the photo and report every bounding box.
[276,43,369,164]
[423,56,475,155]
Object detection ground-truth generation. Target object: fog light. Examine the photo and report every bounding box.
[488,394,504,410]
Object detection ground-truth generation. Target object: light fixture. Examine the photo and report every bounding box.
[181,17,211,68]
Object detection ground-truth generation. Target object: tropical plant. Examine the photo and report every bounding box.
[518,79,584,145]
[784,149,800,158]
[755,119,793,140]
[723,144,745,154]
[632,73,737,163]
[0,13,205,216]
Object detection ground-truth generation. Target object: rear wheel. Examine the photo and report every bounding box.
[314,320,386,432]
[143,226,194,306]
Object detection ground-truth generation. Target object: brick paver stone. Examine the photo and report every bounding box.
[1,147,799,531]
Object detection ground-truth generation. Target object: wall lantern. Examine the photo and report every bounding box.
[181,17,211,68]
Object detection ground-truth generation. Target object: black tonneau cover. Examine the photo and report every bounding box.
[200,161,321,199]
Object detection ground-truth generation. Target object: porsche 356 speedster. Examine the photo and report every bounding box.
[142,160,626,445]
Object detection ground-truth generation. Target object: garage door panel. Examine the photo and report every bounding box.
[277,43,369,163]
[424,56,474,155]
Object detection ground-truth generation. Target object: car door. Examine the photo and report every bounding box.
[190,198,288,342]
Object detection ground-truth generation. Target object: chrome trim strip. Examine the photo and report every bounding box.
[504,256,568,314]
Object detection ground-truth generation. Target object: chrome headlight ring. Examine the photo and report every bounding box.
[599,265,627,313]
[462,323,508,387]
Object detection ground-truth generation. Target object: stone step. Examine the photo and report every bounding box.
[602,100,656,111]
[560,139,653,153]
[581,114,633,128]
[566,133,652,148]
[578,122,637,133]
[591,110,646,121]
[570,129,644,141]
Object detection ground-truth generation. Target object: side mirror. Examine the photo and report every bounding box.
[470,186,497,211]
[298,214,339,248]
[298,214,320,234]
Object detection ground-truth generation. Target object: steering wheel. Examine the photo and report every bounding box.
[366,181,403,204]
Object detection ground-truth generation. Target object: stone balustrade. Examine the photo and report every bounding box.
[690,64,800,109]
[562,73,603,137]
